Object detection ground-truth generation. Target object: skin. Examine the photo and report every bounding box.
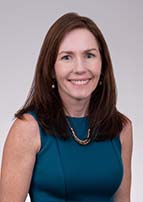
[0,28,132,202]
[0,114,41,202]
[114,120,133,202]
[54,28,102,117]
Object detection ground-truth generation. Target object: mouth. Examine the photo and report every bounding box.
[69,78,91,85]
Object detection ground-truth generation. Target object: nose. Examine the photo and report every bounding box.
[73,57,86,74]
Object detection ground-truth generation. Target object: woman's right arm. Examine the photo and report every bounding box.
[0,114,41,202]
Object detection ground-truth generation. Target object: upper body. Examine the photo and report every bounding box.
[0,113,132,202]
[0,12,133,202]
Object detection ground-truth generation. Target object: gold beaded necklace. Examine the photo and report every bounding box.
[67,120,91,145]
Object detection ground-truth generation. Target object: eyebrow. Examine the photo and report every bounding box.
[58,48,98,55]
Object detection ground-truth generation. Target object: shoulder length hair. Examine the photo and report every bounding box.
[15,12,128,141]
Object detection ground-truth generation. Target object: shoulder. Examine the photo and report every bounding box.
[6,113,41,154]
[114,117,133,200]
[0,114,41,201]
[120,118,133,147]
[119,117,133,166]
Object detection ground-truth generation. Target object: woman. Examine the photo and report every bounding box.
[0,12,132,202]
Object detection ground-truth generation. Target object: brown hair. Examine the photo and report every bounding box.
[15,12,127,141]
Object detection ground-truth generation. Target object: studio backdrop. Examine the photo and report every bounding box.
[0,0,143,201]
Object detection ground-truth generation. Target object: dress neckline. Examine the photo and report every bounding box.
[66,116,88,120]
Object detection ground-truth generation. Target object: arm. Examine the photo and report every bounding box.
[114,120,133,202]
[0,114,41,202]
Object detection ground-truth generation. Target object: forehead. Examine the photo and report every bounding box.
[58,28,99,51]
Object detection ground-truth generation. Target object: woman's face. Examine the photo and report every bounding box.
[54,28,102,104]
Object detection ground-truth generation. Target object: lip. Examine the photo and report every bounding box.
[68,78,92,81]
[68,78,92,85]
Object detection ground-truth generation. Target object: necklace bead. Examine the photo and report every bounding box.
[67,120,91,145]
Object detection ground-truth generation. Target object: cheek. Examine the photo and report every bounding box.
[54,68,67,85]
[93,65,102,78]
[55,63,71,80]
[92,59,102,72]
[54,64,62,80]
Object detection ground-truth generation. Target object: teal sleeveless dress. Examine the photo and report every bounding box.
[28,112,123,202]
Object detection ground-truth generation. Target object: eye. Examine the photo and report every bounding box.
[61,55,71,61]
[86,53,95,59]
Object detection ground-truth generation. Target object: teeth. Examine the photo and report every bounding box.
[71,80,89,85]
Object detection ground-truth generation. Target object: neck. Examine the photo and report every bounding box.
[63,98,90,117]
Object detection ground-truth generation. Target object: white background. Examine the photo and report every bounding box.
[0,0,143,201]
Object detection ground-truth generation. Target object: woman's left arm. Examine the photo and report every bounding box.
[114,120,133,202]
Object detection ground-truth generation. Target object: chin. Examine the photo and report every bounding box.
[72,94,91,101]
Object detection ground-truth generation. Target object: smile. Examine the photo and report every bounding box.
[69,79,91,85]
